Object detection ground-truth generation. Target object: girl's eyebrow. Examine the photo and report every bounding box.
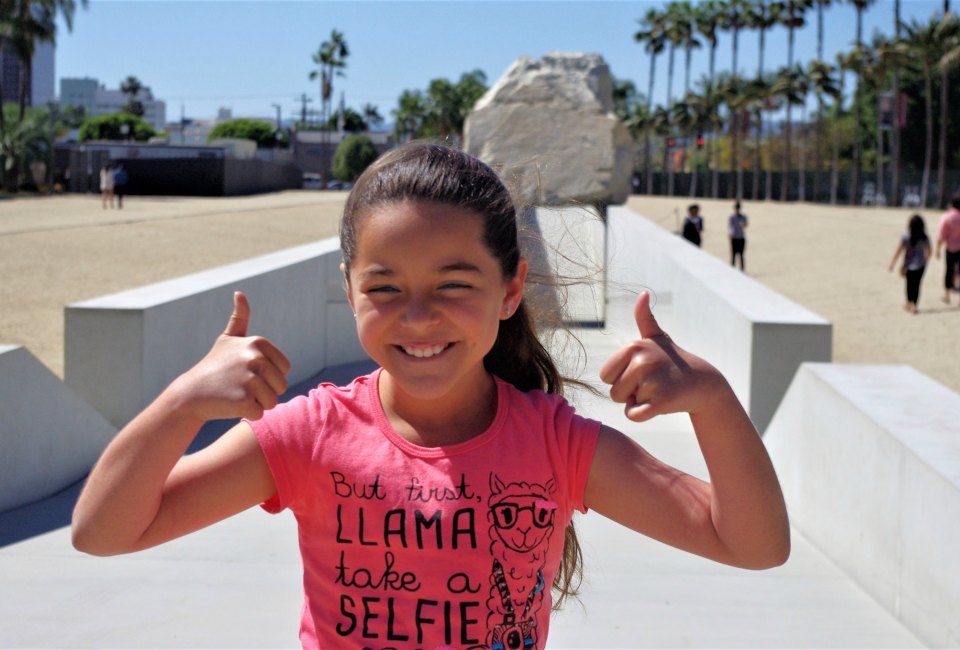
[358,261,482,280]
[440,261,482,274]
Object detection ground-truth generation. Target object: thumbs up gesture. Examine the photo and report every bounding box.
[599,291,724,422]
[177,291,292,422]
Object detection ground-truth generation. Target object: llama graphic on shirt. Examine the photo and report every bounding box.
[485,473,557,650]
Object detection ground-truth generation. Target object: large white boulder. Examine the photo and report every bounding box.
[464,52,633,206]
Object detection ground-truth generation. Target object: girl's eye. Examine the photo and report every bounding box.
[367,285,398,294]
[441,282,471,290]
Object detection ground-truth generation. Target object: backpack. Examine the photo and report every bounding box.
[113,168,128,186]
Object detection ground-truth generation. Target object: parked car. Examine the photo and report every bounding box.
[326,179,352,191]
[302,173,323,190]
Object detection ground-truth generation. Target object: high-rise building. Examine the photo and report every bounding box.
[0,40,55,107]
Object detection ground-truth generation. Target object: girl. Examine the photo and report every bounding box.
[889,214,931,314]
[73,143,790,649]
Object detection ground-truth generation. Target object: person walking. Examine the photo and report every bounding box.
[935,192,960,304]
[681,203,704,247]
[728,201,748,271]
[889,214,931,314]
[99,163,115,209]
[113,164,128,209]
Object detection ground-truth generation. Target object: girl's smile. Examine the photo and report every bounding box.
[344,199,526,441]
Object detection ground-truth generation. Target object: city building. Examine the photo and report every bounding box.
[58,77,167,132]
[0,40,55,107]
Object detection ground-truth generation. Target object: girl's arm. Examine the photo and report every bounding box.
[584,292,790,570]
[889,241,906,271]
[72,292,290,556]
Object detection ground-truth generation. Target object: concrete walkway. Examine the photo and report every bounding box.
[0,297,923,649]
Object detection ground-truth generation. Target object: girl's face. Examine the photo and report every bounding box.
[344,200,526,406]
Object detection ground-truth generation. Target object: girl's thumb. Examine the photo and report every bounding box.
[224,291,250,338]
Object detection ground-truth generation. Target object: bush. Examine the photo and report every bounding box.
[331,134,379,182]
[207,118,287,148]
[78,113,156,142]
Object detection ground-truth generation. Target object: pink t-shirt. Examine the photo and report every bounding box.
[250,368,601,650]
[937,208,960,252]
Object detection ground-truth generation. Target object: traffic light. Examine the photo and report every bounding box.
[696,132,704,149]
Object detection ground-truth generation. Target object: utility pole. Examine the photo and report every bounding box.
[271,103,282,130]
[295,93,313,126]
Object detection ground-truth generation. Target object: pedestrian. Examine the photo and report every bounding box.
[889,214,931,314]
[72,143,789,648]
[113,164,128,209]
[682,203,704,247]
[99,163,115,209]
[936,192,960,304]
[728,201,748,270]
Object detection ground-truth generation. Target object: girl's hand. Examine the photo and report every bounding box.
[173,292,291,422]
[599,292,725,422]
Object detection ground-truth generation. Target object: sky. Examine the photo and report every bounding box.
[55,0,950,126]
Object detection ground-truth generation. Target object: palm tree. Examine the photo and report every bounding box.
[695,0,723,196]
[902,18,940,207]
[361,103,383,130]
[867,33,911,206]
[392,89,426,143]
[309,30,349,129]
[891,0,903,206]
[0,0,85,189]
[635,8,667,194]
[936,12,960,207]
[849,0,877,204]
[744,74,777,199]
[832,49,859,204]
[120,75,144,117]
[772,64,809,201]
[718,0,749,83]
[662,2,690,108]
[745,0,779,197]
[652,104,673,195]
[807,59,841,202]
[718,73,750,199]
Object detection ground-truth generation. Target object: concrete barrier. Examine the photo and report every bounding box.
[0,345,116,512]
[764,363,960,648]
[64,238,368,429]
[605,206,832,432]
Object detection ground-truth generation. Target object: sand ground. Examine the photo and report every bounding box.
[1,190,956,395]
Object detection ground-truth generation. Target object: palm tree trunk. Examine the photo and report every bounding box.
[753,110,762,200]
[782,110,792,201]
[851,9,864,205]
[710,45,719,198]
[922,64,933,208]
[891,0,902,206]
[937,67,949,208]
[646,55,657,193]
[831,74,845,204]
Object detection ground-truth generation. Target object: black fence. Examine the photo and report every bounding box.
[55,147,302,197]
[635,168,960,208]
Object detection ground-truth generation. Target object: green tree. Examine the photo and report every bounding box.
[331,134,378,182]
[325,107,367,132]
[361,103,383,129]
[634,7,667,193]
[772,64,809,200]
[849,0,878,204]
[807,59,841,201]
[78,113,156,142]
[0,104,51,190]
[120,75,144,117]
[392,89,427,143]
[207,118,286,147]
[309,30,349,128]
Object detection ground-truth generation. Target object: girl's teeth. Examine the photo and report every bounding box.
[402,344,447,358]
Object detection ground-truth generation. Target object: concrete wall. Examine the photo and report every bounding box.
[0,345,116,512]
[606,206,832,432]
[64,238,368,430]
[764,363,960,648]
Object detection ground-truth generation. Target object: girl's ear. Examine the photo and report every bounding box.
[502,258,528,319]
[339,262,356,314]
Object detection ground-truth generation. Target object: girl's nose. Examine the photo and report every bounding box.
[401,294,439,326]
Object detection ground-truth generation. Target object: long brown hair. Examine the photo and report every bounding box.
[340,142,583,608]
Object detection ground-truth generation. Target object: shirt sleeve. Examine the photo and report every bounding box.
[245,391,321,514]
[549,397,601,514]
